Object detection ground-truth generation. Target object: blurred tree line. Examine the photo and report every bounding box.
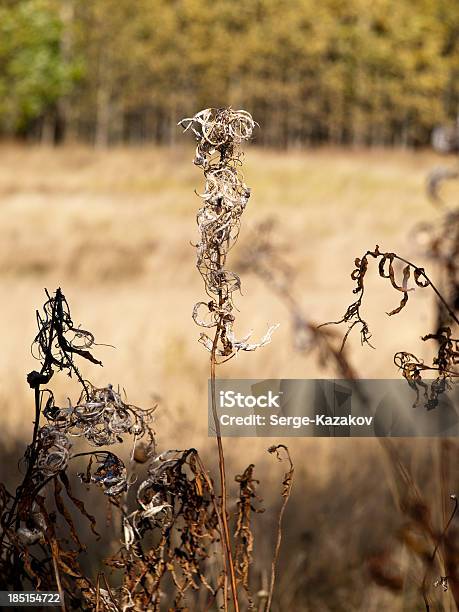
[0,0,458,147]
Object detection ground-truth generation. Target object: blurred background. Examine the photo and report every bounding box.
[2,1,459,610]
[0,0,458,147]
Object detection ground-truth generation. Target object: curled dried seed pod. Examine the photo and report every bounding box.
[44,383,155,450]
[81,452,128,498]
[36,426,71,478]
[180,107,278,360]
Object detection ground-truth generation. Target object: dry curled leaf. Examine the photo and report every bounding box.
[180,108,278,361]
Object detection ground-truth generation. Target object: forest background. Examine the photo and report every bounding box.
[0,0,458,148]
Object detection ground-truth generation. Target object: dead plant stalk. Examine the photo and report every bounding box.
[179,107,279,610]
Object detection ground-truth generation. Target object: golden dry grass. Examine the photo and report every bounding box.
[1,144,457,610]
[0,143,454,456]
[0,143,452,488]
[0,144,451,436]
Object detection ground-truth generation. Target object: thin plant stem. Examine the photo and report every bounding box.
[393,253,459,328]
[1,387,42,550]
[266,445,294,612]
[50,539,66,612]
[211,320,239,612]
[422,495,458,611]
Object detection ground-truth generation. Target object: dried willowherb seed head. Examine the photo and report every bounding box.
[110,446,222,608]
[43,383,155,451]
[81,451,129,497]
[36,426,72,477]
[25,291,156,507]
[180,107,256,164]
[179,108,278,360]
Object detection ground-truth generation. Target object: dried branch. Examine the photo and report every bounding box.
[266,445,294,612]
[180,107,279,611]
[234,464,264,608]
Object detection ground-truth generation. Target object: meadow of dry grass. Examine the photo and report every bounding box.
[1,143,458,609]
[0,145,449,432]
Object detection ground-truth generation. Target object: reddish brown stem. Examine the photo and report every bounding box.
[266,445,294,612]
[210,321,240,612]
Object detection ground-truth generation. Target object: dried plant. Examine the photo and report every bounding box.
[237,203,459,609]
[368,439,459,611]
[266,445,294,612]
[0,111,292,612]
[179,107,280,611]
[0,289,234,610]
[179,108,278,360]
[0,288,158,609]
[318,244,459,408]
[0,289,275,610]
[28,287,102,393]
[299,144,459,609]
[234,464,264,608]
[106,447,225,610]
[229,142,459,610]
[45,382,156,452]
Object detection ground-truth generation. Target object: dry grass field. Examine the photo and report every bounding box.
[0,145,449,434]
[0,143,457,609]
